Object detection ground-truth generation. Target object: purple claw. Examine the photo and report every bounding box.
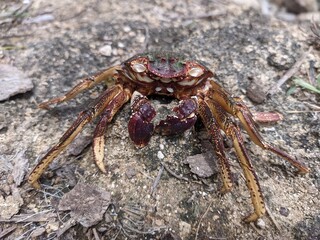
[128,92,156,147]
[155,98,198,135]
[156,115,197,135]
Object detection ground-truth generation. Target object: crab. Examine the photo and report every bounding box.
[28,52,309,222]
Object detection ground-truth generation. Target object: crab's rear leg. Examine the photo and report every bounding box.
[39,66,121,109]
[28,85,130,189]
[197,98,233,193]
[208,88,309,173]
[232,97,309,173]
[204,97,265,222]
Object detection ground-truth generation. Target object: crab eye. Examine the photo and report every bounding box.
[188,67,204,77]
[132,63,146,73]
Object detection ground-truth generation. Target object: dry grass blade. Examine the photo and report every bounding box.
[150,165,164,197]
[56,219,77,237]
[0,226,16,239]
[0,210,56,223]
[160,161,189,182]
[310,19,320,39]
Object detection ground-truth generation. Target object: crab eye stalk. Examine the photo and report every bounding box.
[188,67,204,77]
[132,63,146,73]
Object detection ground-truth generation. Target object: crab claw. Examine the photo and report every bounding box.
[155,98,198,135]
[128,91,156,147]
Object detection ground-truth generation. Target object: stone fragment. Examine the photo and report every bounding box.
[0,64,34,101]
[0,186,23,219]
[185,153,215,178]
[58,183,111,227]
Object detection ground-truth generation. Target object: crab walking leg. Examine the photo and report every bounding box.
[205,98,265,222]
[232,97,309,173]
[198,98,233,193]
[207,83,309,173]
[28,85,125,189]
[39,65,121,109]
[92,89,131,173]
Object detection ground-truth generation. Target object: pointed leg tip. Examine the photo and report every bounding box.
[298,167,310,174]
[29,179,41,189]
[296,161,310,173]
[135,142,147,148]
[93,155,107,174]
[219,186,232,195]
[38,101,54,110]
[242,212,260,223]
[97,164,107,174]
[38,103,49,109]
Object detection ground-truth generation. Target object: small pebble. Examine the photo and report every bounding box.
[179,221,191,238]
[256,218,266,229]
[125,167,136,179]
[212,215,219,221]
[157,151,164,160]
[123,26,131,32]
[185,154,214,178]
[46,222,59,233]
[112,49,118,55]
[1,184,11,195]
[117,42,125,48]
[97,227,107,232]
[99,45,112,57]
[0,64,34,101]
[279,206,290,217]
[7,175,14,185]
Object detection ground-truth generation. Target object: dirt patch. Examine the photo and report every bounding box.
[0,1,319,239]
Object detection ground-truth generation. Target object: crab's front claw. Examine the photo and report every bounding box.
[155,98,197,135]
[128,91,156,147]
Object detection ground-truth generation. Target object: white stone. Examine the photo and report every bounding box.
[157,151,165,160]
[179,221,191,238]
[99,45,112,56]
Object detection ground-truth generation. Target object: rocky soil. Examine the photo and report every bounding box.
[0,0,319,239]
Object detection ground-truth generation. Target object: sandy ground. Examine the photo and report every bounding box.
[0,0,319,239]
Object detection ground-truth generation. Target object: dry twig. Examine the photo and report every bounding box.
[150,165,164,197]
[195,200,213,240]
[0,226,16,239]
[160,161,189,182]
[56,218,77,237]
[265,204,281,231]
[0,210,56,223]
[92,228,101,240]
